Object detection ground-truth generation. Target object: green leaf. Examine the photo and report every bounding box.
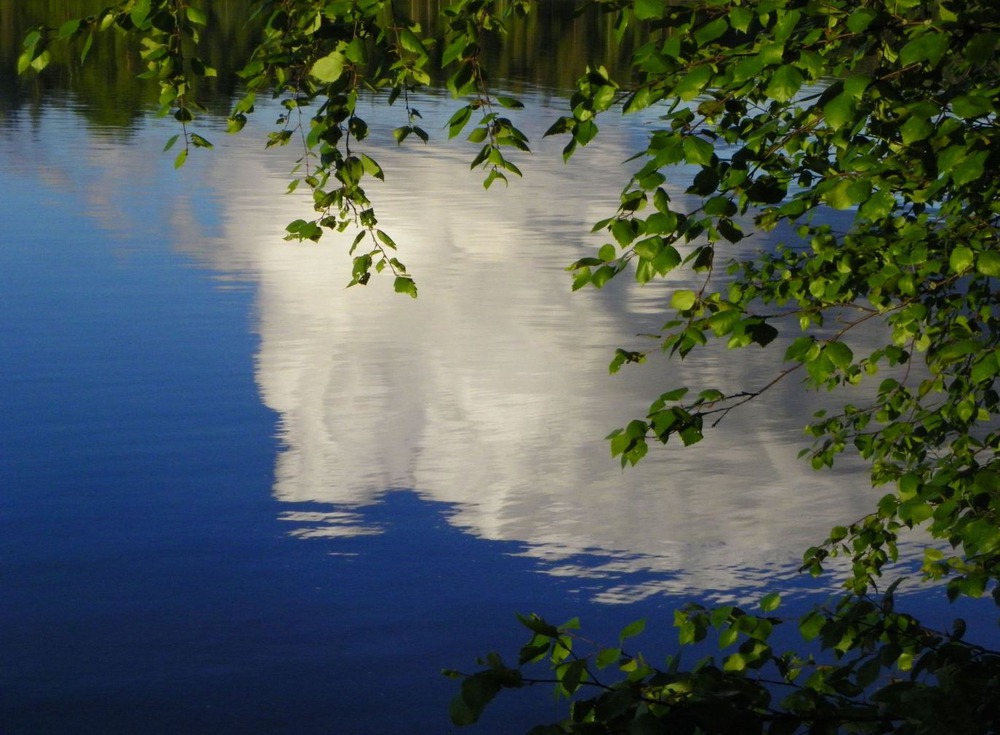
[723,652,747,672]
[844,75,871,99]
[823,92,855,131]
[760,592,781,613]
[825,341,854,370]
[935,339,979,363]
[394,276,418,298]
[130,0,151,27]
[376,229,398,250]
[557,658,587,695]
[785,336,815,362]
[671,290,697,311]
[452,672,502,725]
[678,423,703,446]
[976,250,1000,277]
[730,7,752,33]
[951,151,987,186]
[682,136,714,166]
[591,265,616,288]
[310,51,346,83]
[80,30,94,63]
[824,179,861,210]
[900,114,933,144]
[719,625,740,648]
[399,27,427,56]
[189,133,213,149]
[659,387,689,402]
[966,31,1000,64]
[495,96,524,110]
[764,65,804,103]
[799,611,824,641]
[673,66,713,101]
[441,37,468,68]
[898,499,933,525]
[22,48,51,73]
[352,254,372,280]
[360,153,384,181]
[185,5,208,26]
[633,237,662,260]
[344,37,367,64]
[694,17,728,47]
[633,0,665,21]
[708,309,741,337]
[620,619,646,640]
[949,246,974,273]
[58,19,80,39]
[971,352,1000,384]
[859,189,896,220]
[517,613,560,637]
[653,244,681,274]
[951,94,994,119]
[847,8,877,32]
[595,647,621,668]
[447,106,472,139]
[900,31,949,67]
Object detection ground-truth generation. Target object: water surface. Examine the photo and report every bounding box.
[0,20,960,734]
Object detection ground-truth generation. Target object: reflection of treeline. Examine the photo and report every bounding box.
[0,0,263,125]
[1,0,634,128]
[397,0,637,93]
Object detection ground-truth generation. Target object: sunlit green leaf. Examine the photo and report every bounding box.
[673,65,713,100]
[976,250,1000,277]
[760,592,781,613]
[399,27,427,57]
[823,92,855,131]
[185,5,208,26]
[949,246,974,273]
[764,65,803,102]
[682,136,714,166]
[671,290,697,311]
[310,51,346,82]
[825,341,853,370]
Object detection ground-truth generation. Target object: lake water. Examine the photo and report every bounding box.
[0,28,977,735]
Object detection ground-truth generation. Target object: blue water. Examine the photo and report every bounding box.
[0,122,677,732]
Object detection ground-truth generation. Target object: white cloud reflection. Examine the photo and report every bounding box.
[175,97,882,603]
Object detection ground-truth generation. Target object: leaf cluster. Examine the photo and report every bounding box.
[452,596,1000,734]
[453,0,1000,728]
[22,0,539,290]
[557,0,1000,607]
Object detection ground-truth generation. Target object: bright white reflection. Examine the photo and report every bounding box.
[178,96,879,602]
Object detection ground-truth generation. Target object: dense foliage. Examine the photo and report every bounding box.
[19,0,1000,732]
